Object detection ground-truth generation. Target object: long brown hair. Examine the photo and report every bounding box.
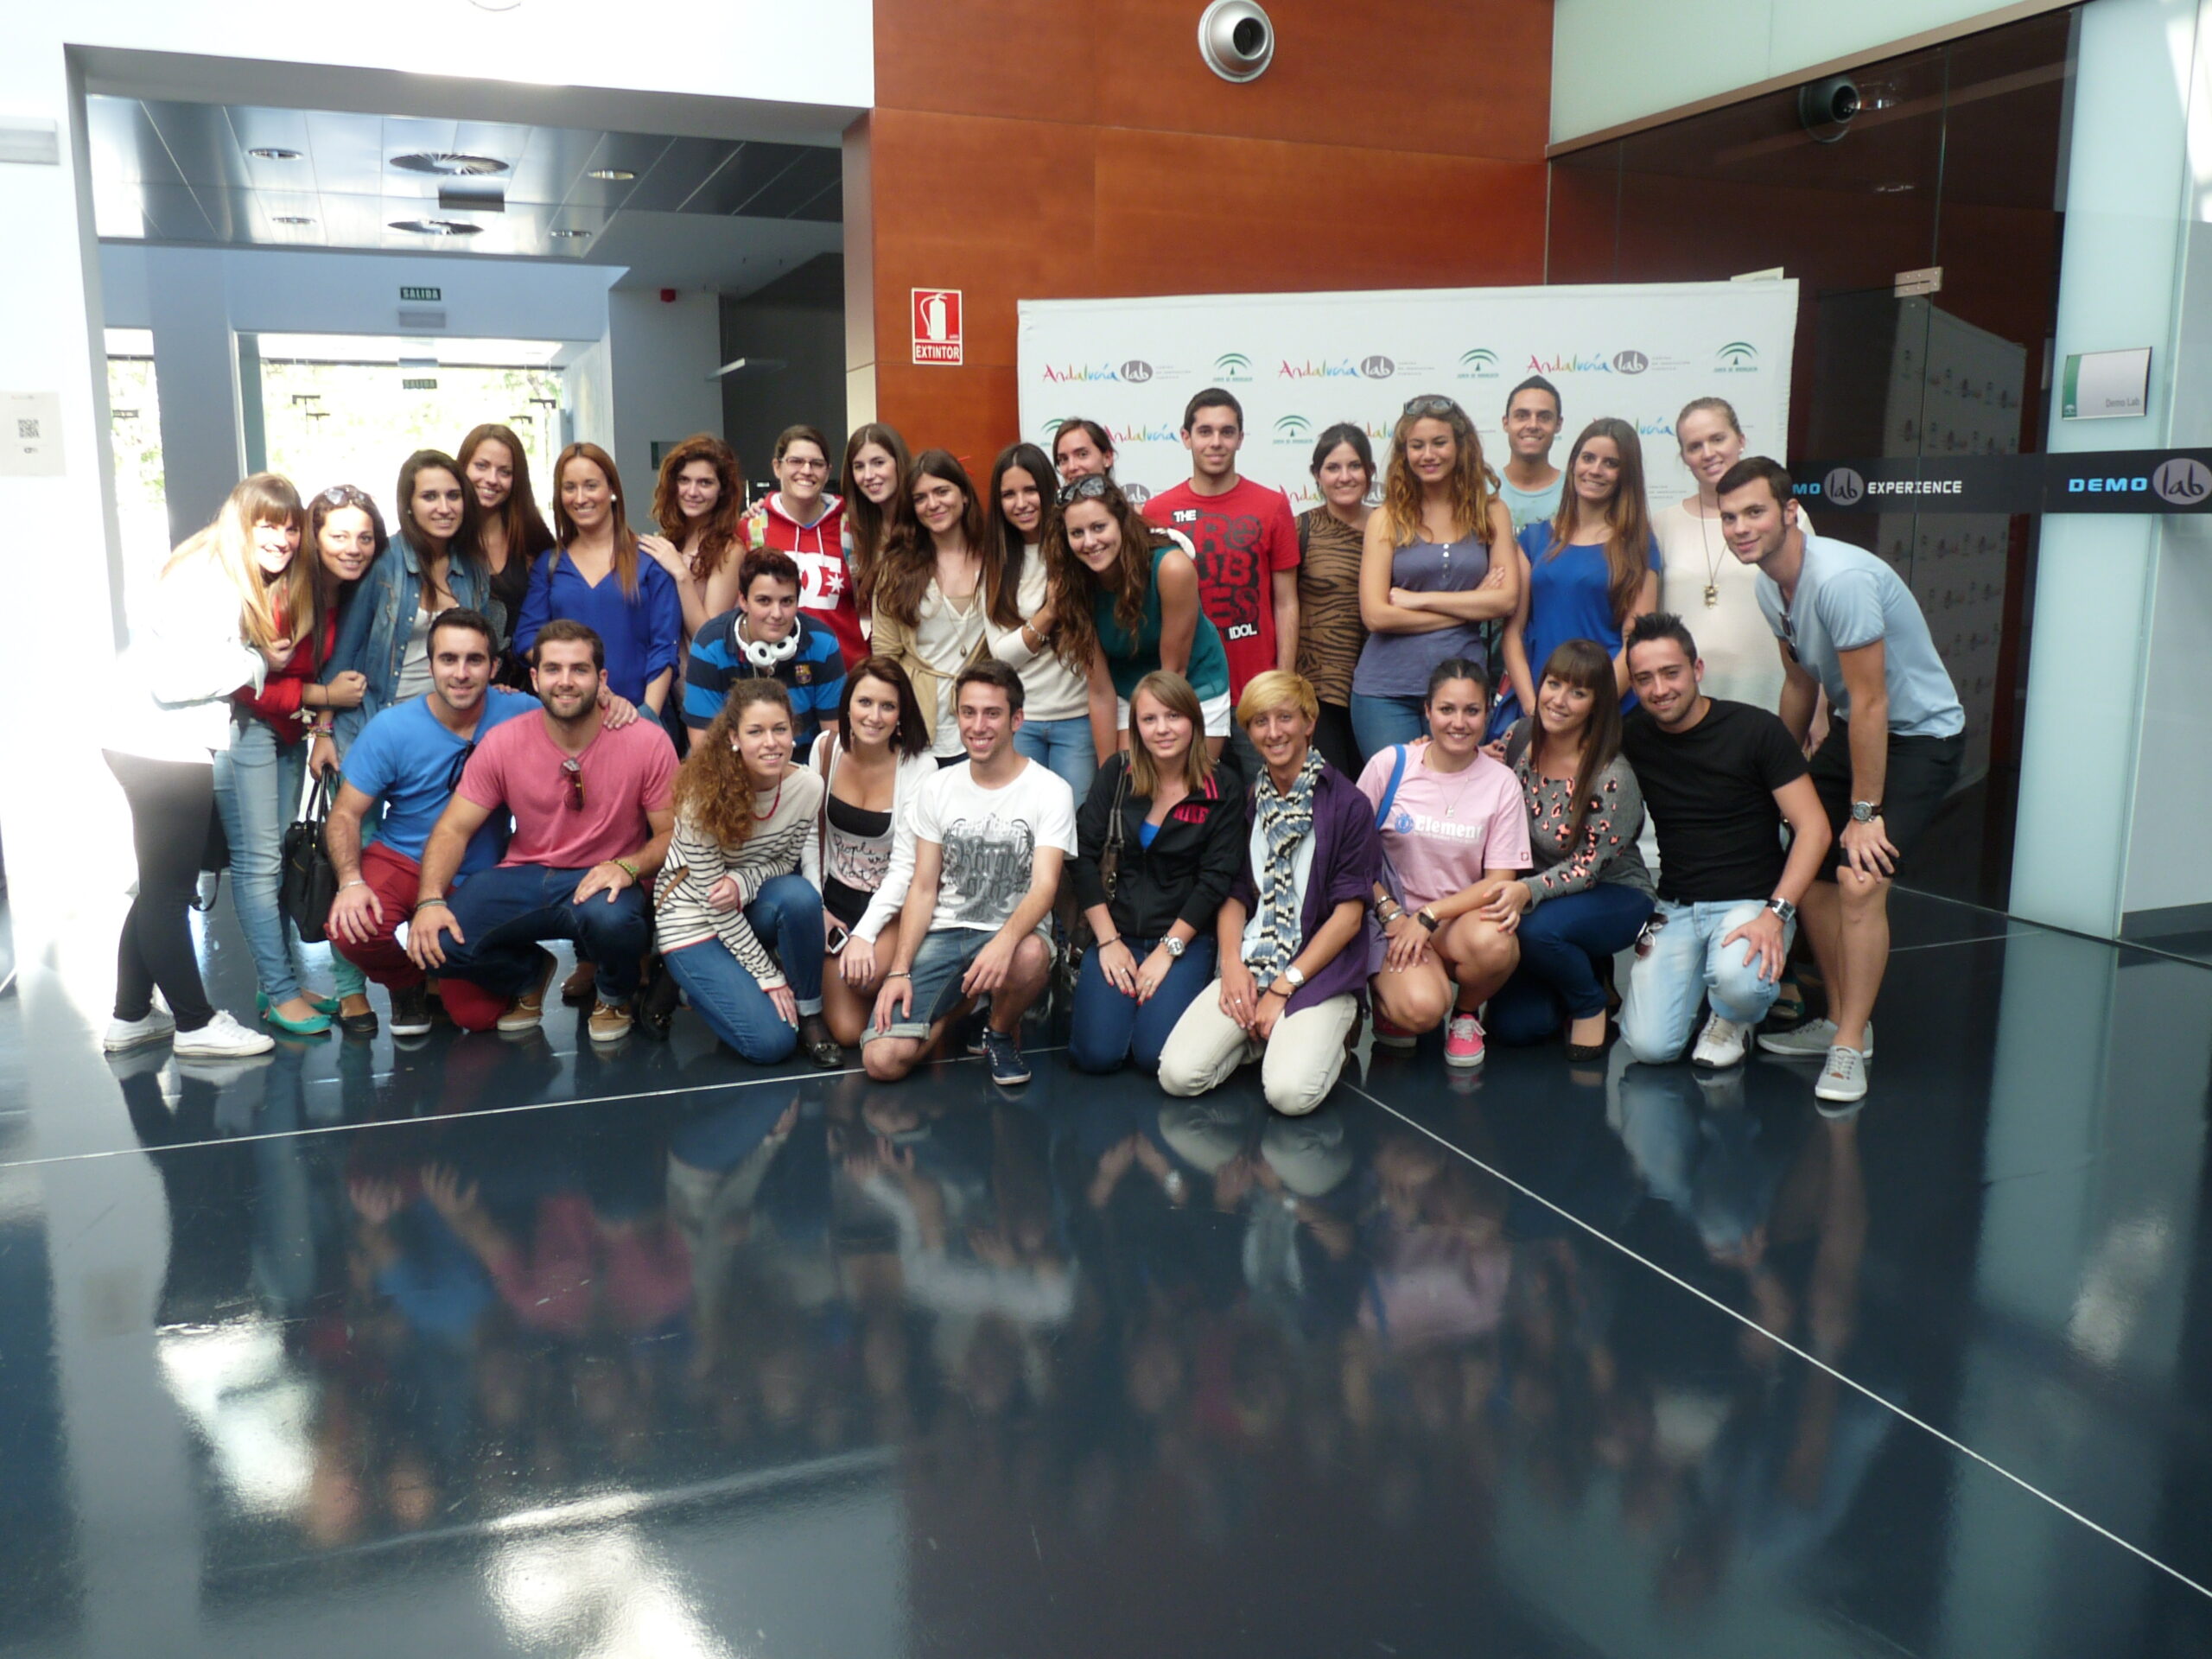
[1528,638,1624,849]
[550,442,641,598]
[986,442,1056,633]
[650,433,744,584]
[457,423,555,569]
[1041,476,1173,677]
[1382,397,1497,548]
[672,679,793,851]
[872,448,987,630]
[168,473,312,658]
[839,423,912,608]
[1125,671,1213,800]
[834,655,931,760]
[1548,416,1654,626]
[397,448,487,582]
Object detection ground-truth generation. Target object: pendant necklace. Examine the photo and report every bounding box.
[1696,505,1722,608]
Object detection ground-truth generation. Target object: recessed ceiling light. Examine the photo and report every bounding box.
[271,214,315,225]
[588,168,636,181]
[389,218,485,236]
[550,227,591,238]
[391,152,510,177]
[249,147,302,161]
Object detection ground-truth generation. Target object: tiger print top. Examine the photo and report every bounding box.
[1294,507,1367,706]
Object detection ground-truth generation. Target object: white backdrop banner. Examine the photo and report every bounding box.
[1017,280,1799,512]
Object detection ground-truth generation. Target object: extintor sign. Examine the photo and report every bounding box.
[912,289,963,365]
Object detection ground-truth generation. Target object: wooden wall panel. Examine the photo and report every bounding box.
[861,0,1554,473]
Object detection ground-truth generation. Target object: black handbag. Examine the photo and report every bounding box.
[280,774,340,944]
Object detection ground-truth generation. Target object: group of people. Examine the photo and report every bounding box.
[106,376,1962,1112]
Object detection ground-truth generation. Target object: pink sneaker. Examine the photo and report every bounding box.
[1371,1011,1417,1050]
[1443,1013,1486,1070]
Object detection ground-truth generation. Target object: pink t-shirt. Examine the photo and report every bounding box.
[459,712,677,871]
[1356,742,1530,911]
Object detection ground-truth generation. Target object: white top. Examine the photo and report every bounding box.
[817,732,939,935]
[392,603,435,703]
[861,756,1077,938]
[912,579,988,756]
[109,554,268,763]
[1651,499,1785,712]
[983,546,1090,722]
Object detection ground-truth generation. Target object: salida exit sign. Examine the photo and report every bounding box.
[912,289,962,365]
[400,285,442,302]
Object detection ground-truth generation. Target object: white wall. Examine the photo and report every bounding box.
[1549,0,2072,143]
[606,289,722,495]
[562,340,615,454]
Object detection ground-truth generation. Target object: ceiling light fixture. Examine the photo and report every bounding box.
[248,147,302,161]
[389,218,485,236]
[271,214,315,225]
[550,227,591,238]
[587,168,636,181]
[391,152,510,176]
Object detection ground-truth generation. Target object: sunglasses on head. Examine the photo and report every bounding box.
[316,485,375,510]
[1402,396,1463,419]
[1057,475,1113,506]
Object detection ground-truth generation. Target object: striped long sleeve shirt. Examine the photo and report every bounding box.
[654,768,825,989]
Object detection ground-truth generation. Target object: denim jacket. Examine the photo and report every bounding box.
[324,537,503,751]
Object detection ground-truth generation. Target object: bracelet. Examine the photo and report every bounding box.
[1098,934,1122,950]
[885,969,912,980]
[339,880,367,893]
[413,897,451,914]
[614,859,640,882]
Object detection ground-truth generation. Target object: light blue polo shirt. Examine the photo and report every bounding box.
[1756,533,1963,739]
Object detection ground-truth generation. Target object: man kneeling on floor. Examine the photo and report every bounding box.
[860,660,1076,1085]
[408,619,677,1041]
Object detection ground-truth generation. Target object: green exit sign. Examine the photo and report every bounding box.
[402,378,438,391]
[399,285,442,302]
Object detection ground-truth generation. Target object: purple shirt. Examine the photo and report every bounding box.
[1230,764,1382,1016]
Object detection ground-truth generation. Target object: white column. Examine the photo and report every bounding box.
[145,244,244,549]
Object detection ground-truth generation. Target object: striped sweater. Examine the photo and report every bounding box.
[655,768,825,988]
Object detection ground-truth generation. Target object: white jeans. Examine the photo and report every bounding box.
[1619,898,1795,1064]
[1157,981,1359,1116]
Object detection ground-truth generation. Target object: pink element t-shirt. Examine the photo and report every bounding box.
[458,712,677,871]
[1355,742,1530,911]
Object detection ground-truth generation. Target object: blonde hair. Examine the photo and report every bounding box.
[1125,671,1214,799]
[1236,669,1319,728]
[166,473,313,657]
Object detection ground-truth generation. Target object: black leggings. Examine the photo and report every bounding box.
[105,751,220,1030]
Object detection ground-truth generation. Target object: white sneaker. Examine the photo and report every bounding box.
[1691,1014,1749,1070]
[172,1010,276,1059]
[104,1006,177,1052]
[1758,1017,1874,1060]
[1815,1044,1868,1106]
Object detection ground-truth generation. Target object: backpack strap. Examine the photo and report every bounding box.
[1374,744,1409,829]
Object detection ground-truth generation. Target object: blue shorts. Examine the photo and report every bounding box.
[864,927,1052,1046]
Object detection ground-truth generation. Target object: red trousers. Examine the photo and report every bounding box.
[334,842,510,1032]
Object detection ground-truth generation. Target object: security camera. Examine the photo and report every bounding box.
[1198,0,1273,82]
[1798,75,1861,142]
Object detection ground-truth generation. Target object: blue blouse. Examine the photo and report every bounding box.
[1490,521,1661,736]
[513,547,683,707]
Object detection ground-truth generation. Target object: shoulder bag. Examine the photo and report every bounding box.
[279,773,340,944]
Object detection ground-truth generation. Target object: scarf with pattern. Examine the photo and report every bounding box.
[1246,749,1325,984]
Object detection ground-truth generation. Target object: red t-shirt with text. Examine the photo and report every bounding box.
[1143,476,1300,697]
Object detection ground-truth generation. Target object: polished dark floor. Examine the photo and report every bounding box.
[3,887,2210,1658]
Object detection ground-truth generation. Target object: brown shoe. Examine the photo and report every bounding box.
[588,999,634,1044]
[561,959,597,1006]
[496,950,560,1033]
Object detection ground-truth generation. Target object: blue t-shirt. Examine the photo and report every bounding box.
[1490,521,1662,734]
[683,611,846,755]
[340,689,537,871]
[513,548,683,706]
[1757,533,1964,739]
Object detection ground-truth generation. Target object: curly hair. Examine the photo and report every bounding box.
[1381,398,1498,548]
[649,434,745,584]
[671,679,794,851]
[1040,477,1173,677]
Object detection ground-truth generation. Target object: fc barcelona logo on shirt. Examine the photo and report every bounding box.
[795,664,812,683]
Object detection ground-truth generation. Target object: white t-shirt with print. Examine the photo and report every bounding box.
[910,756,1077,933]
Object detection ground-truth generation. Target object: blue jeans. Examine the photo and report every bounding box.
[213,717,308,1004]
[1349,692,1425,760]
[1487,883,1655,1046]
[1014,714,1096,803]
[1618,898,1796,1064]
[437,865,652,1004]
[663,875,828,1063]
[1068,935,1217,1073]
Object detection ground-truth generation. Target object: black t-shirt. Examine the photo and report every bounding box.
[1620,699,1808,903]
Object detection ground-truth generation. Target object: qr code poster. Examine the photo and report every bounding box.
[0,391,64,477]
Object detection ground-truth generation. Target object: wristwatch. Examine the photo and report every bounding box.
[1281,964,1307,989]
[1766,896,1797,925]
[1850,800,1882,823]
[1163,936,1187,959]
[1415,907,1441,932]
